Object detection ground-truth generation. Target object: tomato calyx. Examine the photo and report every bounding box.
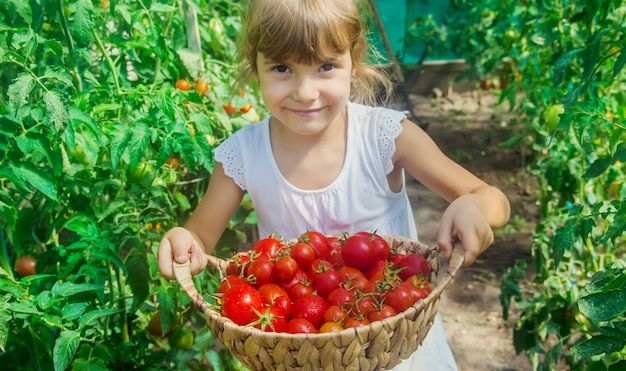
[250,304,287,332]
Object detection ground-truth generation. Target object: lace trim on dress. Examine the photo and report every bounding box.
[213,136,246,190]
[377,110,406,175]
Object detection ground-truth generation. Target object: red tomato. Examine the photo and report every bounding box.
[308,258,333,276]
[298,231,331,259]
[326,287,356,307]
[341,234,377,270]
[252,237,285,260]
[252,306,287,333]
[326,236,346,268]
[273,296,293,319]
[355,295,377,317]
[221,283,266,326]
[285,318,317,334]
[227,253,250,276]
[289,282,313,301]
[368,304,397,322]
[402,276,432,301]
[344,316,370,329]
[223,103,237,115]
[291,294,328,329]
[311,269,343,299]
[217,274,247,294]
[345,275,370,292]
[396,254,431,281]
[383,284,415,313]
[364,259,388,280]
[257,283,289,303]
[247,258,276,288]
[290,242,316,270]
[276,268,309,292]
[275,256,298,281]
[324,305,348,324]
[355,231,391,260]
[339,266,367,281]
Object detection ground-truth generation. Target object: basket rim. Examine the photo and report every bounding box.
[173,234,464,339]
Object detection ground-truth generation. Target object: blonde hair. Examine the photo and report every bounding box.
[236,0,393,106]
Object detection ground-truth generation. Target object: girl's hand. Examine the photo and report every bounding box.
[157,227,209,280]
[437,194,495,266]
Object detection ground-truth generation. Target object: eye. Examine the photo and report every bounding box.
[272,65,290,73]
[319,63,336,72]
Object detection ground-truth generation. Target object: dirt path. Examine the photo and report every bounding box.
[404,91,538,371]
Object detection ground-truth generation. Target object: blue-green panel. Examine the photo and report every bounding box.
[370,0,454,65]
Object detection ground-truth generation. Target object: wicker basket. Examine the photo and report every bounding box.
[174,235,464,371]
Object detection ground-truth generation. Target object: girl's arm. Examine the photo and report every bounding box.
[157,162,245,279]
[393,119,511,265]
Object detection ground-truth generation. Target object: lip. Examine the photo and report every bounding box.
[290,108,322,118]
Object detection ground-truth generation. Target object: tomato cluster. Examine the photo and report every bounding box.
[217,231,432,334]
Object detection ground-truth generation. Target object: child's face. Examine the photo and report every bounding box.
[256,51,353,136]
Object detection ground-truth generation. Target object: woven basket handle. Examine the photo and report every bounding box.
[430,245,465,298]
[173,254,227,312]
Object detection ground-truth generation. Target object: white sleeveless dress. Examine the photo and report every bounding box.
[214,101,458,370]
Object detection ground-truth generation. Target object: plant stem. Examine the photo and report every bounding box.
[57,0,83,92]
[92,30,122,96]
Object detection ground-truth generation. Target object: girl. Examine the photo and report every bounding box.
[158,0,511,369]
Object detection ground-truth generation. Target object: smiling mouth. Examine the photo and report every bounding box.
[291,108,322,117]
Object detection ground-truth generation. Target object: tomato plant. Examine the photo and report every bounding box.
[0,0,262,369]
[440,1,626,368]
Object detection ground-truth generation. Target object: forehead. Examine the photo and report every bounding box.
[257,51,351,66]
[248,1,356,66]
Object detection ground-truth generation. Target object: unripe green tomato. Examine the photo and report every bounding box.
[544,104,564,131]
[127,161,154,183]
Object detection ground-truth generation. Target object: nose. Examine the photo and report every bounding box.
[292,76,319,102]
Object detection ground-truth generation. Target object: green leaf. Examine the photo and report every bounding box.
[6,0,32,24]
[62,302,88,321]
[0,310,11,352]
[551,223,573,267]
[44,66,74,87]
[51,281,102,298]
[7,73,35,115]
[44,90,69,133]
[583,156,612,178]
[53,330,80,371]
[15,136,47,158]
[612,46,626,79]
[69,0,95,46]
[569,332,626,358]
[578,289,626,322]
[553,47,583,88]
[128,121,150,168]
[125,249,150,313]
[78,308,123,328]
[72,358,108,371]
[10,162,58,201]
[150,3,176,12]
[109,124,131,169]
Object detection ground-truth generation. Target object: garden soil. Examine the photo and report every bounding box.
[404,90,538,371]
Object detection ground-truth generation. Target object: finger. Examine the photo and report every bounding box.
[436,222,455,260]
[189,242,208,275]
[457,230,480,266]
[157,238,176,280]
[168,229,194,263]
